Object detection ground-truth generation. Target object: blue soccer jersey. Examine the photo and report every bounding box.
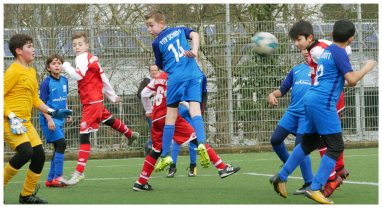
[304,44,353,111]
[39,75,69,127]
[152,27,203,86]
[279,63,311,116]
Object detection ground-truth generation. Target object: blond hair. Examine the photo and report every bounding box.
[144,10,165,23]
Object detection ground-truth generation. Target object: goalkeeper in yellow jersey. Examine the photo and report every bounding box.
[4,34,72,204]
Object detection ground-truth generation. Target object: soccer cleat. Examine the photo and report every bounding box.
[188,164,197,177]
[336,167,349,180]
[305,188,334,204]
[167,164,177,178]
[323,175,343,197]
[128,131,140,146]
[293,183,311,195]
[19,185,48,204]
[197,144,210,168]
[269,174,287,198]
[218,164,240,178]
[154,155,173,172]
[133,182,153,191]
[66,171,85,185]
[45,177,68,187]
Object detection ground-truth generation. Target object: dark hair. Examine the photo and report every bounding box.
[45,54,64,73]
[332,19,355,42]
[144,10,165,22]
[288,20,314,40]
[72,31,88,43]
[8,34,33,58]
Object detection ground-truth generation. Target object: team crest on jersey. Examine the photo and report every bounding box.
[80,122,87,129]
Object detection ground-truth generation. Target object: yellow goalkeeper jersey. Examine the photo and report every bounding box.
[4,62,43,121]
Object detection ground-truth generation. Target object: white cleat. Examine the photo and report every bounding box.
[66,171,85,185]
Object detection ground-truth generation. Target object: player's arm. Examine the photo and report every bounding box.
[152,42,163,70]
[344,60,376,87]
[99,64,120,103]
[141,80,155,116]
[3,67,19,117]
[268,70,293,106]
[39,79,55,130]
[185,31,200,58]
[62,53,89,81]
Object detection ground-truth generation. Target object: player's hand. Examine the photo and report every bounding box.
[365,60,377,72]
[47,120,56,131]
[268,93,278,106]
[114,96,121,103]
[184,50,197,58]
[48,109,72,119]
[8,113,27,134]
[66,116,73,123]
[145,112,152,118]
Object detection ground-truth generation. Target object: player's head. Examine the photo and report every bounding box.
[145,11,166,37]
[289,20,314,50]
[148,64,160,78]
[9,34,34,63]
[333,19,355,44]
[72,32,89,56]
[45,54,64,76]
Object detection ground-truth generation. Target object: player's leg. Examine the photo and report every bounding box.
[187,141,197,177]
[270,125,290,163]
[50,137,67,187]
[67,133,89,185]
[293,133,313,195]
[167,141,180,178]
[102,108,139,144]
[161,106,178,157]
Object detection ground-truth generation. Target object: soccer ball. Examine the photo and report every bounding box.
[251,32,278,56]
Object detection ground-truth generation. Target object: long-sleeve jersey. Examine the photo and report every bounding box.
[278,63,311,116]
[4,62,44,121]
[39,75,68,126]
[152,27,203,86]
[140,72,168,120]
[64,52,118,104]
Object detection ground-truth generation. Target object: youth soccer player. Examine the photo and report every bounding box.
[62,32,140,185]
[288,20,351,196]
[268,62,313,195]
[40,54,73,187]
[270,19,377,204]
[4,34,72,204]
[133,72,240,191]
[144,11,210,171]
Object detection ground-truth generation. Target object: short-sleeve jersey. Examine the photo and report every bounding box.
[75,52,104,104]
[4,62,44,121]
[152,27,203,86]
[304,44,353,111]
[279,63,311,116]
[39,75,69,126]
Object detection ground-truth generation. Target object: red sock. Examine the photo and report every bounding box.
[111,118,132,138]
[76,143,91,173]
[205,144,226,170]
[138,155,157,185]
[335,151,345,171]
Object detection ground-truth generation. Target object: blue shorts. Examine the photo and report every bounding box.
[41,125,65,143]
[167,76,203,106]
[278,111,305,135]
[303,105,342,135]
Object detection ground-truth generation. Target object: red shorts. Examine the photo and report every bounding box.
[151,114,196,152]
[336,91,345,115]
[80,102,112,134]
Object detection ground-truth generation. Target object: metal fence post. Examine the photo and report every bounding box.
[226,4,234,144]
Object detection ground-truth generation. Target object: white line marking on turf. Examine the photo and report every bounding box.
[7,172,377,186]
[243,173,378,186]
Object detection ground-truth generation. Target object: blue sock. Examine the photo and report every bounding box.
[188,142,197,164]
[47,159,55,181]
[272,142,290,163]
[311,154,336,191]
[53,152,65,178]
[191,116,206,144]
[161,125,175,157]
[279,144,306,181]
[171,141,181,165]
[299,155,313,184]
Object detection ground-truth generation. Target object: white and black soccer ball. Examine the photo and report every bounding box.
[251,32,278,56]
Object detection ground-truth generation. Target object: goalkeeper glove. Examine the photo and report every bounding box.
[8,112,27,135]
[47,108,73,119]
